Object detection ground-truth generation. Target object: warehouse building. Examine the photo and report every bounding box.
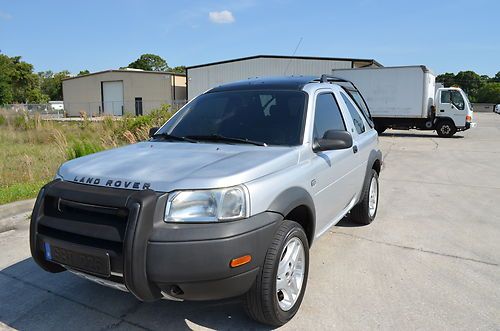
[62,69,186,117]
[186,55,382,99]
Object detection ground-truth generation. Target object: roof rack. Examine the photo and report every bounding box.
[318,74,352,84]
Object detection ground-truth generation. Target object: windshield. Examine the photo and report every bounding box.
[158,90,307,146]
[461,91,473,110]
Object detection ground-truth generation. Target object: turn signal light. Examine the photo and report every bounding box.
[230,255,252,268]
[466,115,472,122]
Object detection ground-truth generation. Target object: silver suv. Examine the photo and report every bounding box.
[30,75,382,326]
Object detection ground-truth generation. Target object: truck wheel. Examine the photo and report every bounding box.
[436,120,457,138]
[244,221,309,326]
[351,169,379,225]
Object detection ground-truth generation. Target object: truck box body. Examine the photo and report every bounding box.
[332,66,436,119]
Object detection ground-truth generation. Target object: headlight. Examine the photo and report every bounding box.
[54,167,63,180]
[164,186,249,223]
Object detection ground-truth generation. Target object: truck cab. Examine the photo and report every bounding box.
[435,87,475,136]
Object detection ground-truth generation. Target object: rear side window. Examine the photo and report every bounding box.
[344,89,374,127]
[313,93,346,140]
[341,93,365,134]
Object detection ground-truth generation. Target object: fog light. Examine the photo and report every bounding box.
[230,255,252,268]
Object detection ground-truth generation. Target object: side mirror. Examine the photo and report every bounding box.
[149,127,159,138]
[313,130,353,152]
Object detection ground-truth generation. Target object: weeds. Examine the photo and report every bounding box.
[66,140,104,160]
[0,103,174,204]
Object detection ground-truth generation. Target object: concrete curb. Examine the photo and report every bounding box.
[0,199,35,232]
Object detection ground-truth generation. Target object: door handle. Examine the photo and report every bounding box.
[353,145,358,154]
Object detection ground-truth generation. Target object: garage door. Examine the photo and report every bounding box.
[102,81,124,116]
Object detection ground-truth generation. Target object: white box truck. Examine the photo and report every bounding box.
[332,66,475,137]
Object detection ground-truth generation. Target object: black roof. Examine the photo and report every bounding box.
[208,76,319,93]
[186,55,382,69]
[207,75,357,93]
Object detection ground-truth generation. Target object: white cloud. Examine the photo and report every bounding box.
[208,10,235,24]
[0,11,12,20]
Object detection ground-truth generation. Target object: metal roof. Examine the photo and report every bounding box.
[187,55,382,70]
[63,69,186,81]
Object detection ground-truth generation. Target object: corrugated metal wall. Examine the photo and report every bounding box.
[187,58,353,99]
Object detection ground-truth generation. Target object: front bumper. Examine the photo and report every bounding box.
[459,122,476,131]
[30,180,281,301]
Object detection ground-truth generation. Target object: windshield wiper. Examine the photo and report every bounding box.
[185,134,267,146]
[151,133,197,143]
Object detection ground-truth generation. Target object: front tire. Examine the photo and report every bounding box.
[436,120,457,138]
[244,221,309,327]
[351,169,379,225]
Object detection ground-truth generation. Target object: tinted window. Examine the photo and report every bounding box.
[313,93,346,140]
[159,90,306,146]
[450,91,465,110]
[344,89,374,127]
[341,93,365,134]
[441,90,451,103]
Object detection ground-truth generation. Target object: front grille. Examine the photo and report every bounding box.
[38,194,130,275]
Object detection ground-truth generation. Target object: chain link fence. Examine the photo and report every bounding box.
[0,100,188,119]
[0,103,65,118]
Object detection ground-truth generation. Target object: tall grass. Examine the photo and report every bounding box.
[0,104,174,204]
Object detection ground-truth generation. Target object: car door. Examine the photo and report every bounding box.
[309,90,359,236]
[439,90,466,127]
[338,91,376,199]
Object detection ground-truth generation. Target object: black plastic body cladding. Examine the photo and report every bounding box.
[30,180,282,301]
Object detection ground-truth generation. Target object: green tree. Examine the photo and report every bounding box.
[476,83,500,104]
[40,70,70,100]
[453,71,485,101]
[127,54,169,71]
[494,72,500,82]
[78,70,90,76]
[436,72,456,87]
[171,65,186,74]
[0,54,15,104]
[0,54,48,104]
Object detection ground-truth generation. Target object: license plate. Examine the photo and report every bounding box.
[44,242,110,277]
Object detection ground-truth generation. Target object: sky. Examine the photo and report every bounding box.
[0,0,499,76]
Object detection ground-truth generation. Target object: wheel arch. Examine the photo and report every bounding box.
[267,187,316,247]
[435,116,456,126]
[363,149,382,191]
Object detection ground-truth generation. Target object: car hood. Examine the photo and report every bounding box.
[58,141,300,192]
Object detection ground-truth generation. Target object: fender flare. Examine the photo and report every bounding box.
[434,116,455,126]
[362,149,382,191]
[267,186,316,245]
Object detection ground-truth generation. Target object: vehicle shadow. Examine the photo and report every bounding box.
[335,215,368,228]
[0,258,272,331]
[380,132,464,139]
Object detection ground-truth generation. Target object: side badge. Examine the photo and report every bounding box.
[311,179,316,187]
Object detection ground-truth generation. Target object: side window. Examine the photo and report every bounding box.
[450,91,465,110]
[344,89,374,127]
[341,93,365,134]
[313,93,346,140]
[441,90,451,103]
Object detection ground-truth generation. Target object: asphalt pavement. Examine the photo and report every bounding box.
[0,113,499,330]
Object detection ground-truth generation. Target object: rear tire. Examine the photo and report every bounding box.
[436,120,457,138]
[351,169,379,225]
[244,221,309,327]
